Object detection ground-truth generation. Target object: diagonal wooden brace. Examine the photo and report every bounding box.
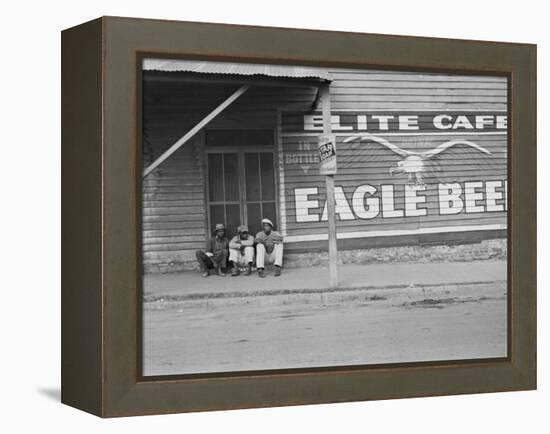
[143,85,250,178]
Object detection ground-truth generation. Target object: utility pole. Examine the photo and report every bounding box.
[320,83,338,289]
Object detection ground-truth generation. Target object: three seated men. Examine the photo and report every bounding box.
[195,218,284,278]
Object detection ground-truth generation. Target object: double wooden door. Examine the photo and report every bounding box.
[206,131,277,238]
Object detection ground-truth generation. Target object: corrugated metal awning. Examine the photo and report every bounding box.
[143,59,332,82]
[143,59,332,178]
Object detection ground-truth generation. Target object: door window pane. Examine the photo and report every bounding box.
[260,153,275,201]
[225,204,241,239]
[247,203,262,236]
[223,153,239,201]
[245,153,261,201]
[208,154,223,202]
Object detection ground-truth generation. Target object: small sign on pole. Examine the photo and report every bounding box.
[318,134,337,175]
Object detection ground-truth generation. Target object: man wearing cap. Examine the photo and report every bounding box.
[195,223,228,277]
[255,218,284,277]
[228,225,255,276]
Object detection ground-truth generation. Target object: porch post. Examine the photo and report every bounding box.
[143,85,250,178]
[321,83,339,288]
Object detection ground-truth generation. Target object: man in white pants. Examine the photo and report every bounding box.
[255,218,284,278]
[228,225,255,276]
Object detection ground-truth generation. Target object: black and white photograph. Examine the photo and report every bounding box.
[140,58,508,377]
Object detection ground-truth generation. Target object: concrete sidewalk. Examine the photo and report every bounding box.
[143,260,506,302]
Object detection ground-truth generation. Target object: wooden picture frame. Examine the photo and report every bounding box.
[61,16,536,417]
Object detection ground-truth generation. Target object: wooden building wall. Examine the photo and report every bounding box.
[142,68,508,272]
[280,69,507,249]
[142,77,314,272]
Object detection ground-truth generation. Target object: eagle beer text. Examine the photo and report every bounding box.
[294,180,508,223]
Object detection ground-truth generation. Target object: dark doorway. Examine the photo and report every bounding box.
[205,130,277,238]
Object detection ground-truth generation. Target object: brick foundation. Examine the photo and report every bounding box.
[283,238,507,269]
[144,238,506,274]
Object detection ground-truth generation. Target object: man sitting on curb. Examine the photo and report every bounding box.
[229,225,255,276]
[195,223,228,277]
[255,218,284,278]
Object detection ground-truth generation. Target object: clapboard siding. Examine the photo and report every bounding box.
[142,78,306,271]
[280,69,507,246]
[141,131,206,267]
[142,67,508,272]
[327,70,507,110]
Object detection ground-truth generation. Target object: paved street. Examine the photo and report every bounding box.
[143,279,507,376]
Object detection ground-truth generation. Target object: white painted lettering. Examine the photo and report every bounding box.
[352,185,379,219]
[496,115,508,129]
[485,180,505,212]
[357,115,368,130]
[303,115,323,131]
[399,115,419,130]
[294,187,320,222]
[464,181,485,213]
[475,115,494,129]
[452,115,474,130]
[433,114,453,130]
[439,183,463,214]
[321,187,355,220]
[404,184,427,216]
[381,185,404,218]
[372,115,394,130]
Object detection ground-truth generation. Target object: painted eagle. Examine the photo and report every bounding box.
[342,134,493,185]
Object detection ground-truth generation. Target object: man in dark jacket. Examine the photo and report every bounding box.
[195,223,228,277]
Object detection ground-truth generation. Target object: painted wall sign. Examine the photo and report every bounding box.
[280,107,507,241]
[318,134,337,175]
[281,112,508,134]
[284,140,319,174]
[294,180,508,223]
[343,133,493,185]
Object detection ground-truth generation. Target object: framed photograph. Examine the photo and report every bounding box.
[61,16,536,417]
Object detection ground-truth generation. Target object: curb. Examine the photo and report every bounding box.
[144,280,507,310]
